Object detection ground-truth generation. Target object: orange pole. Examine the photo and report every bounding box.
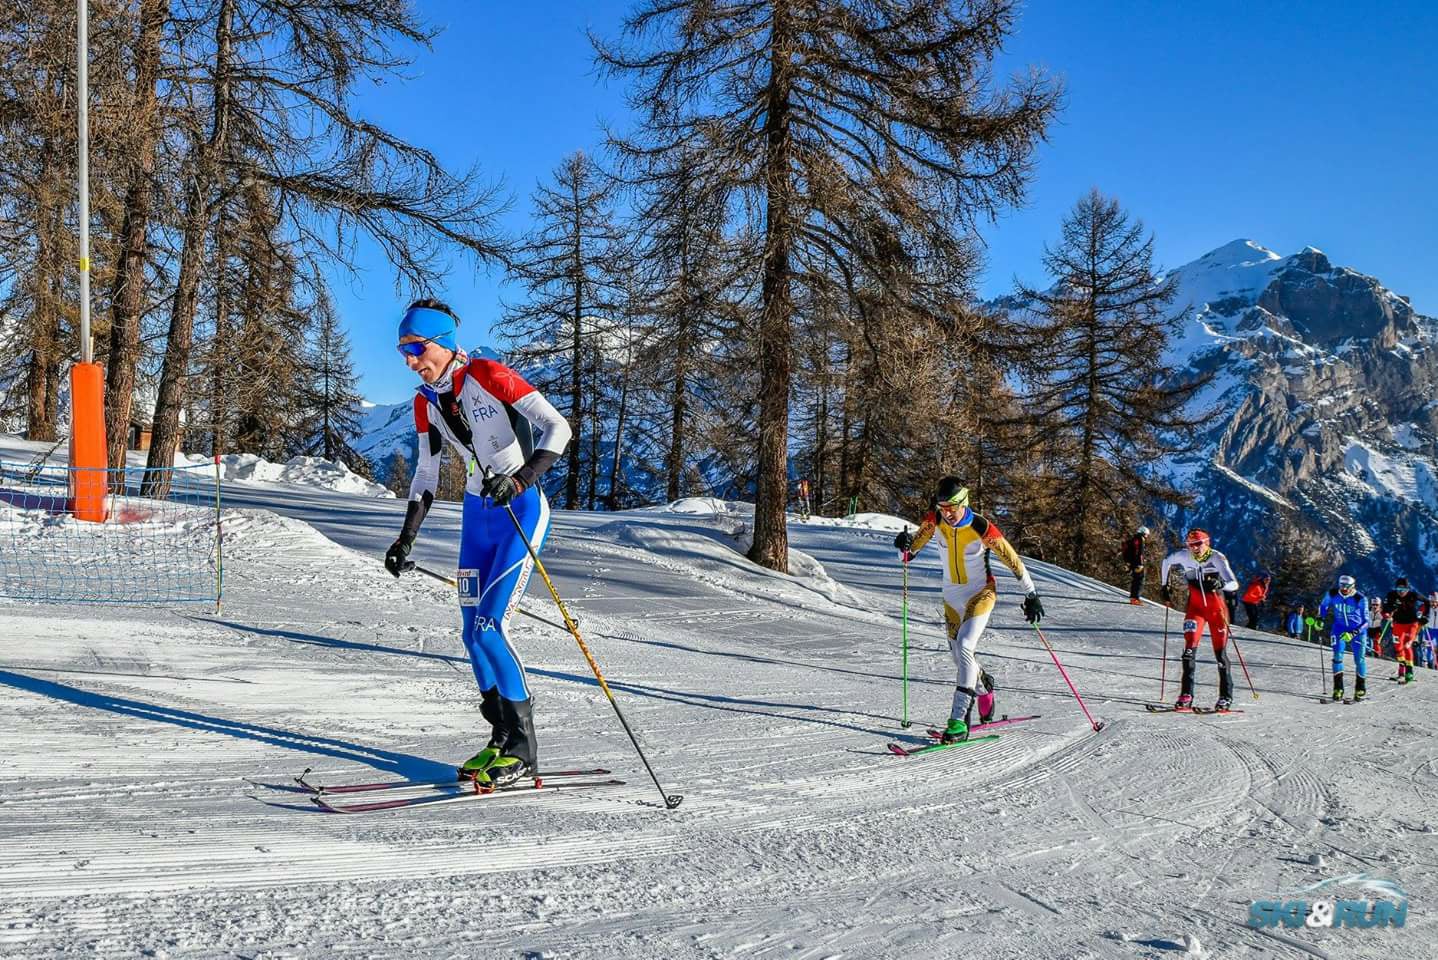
[69,361,107,522]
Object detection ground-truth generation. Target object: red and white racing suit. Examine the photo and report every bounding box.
[1160,547,1240,700]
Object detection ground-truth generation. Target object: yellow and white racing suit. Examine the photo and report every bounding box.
[908,507,1036,722]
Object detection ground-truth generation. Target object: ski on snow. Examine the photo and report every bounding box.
[924,714,1041,740]
[296,766,612,795]
[310,776,627,813]
[1144,704,1245,715]
[887,734,1001,757]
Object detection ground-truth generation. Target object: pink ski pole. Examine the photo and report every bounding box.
[1031,623,1105,732]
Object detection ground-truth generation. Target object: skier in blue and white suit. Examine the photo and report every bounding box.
[1319,574,1369,701]
[383,299,572,787]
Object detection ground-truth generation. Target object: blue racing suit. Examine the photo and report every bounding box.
[399,355,571,767]
[1319,589,1369,678]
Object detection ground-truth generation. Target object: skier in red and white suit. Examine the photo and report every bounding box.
[1159,529,1240,711]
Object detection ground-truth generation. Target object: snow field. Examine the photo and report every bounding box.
[0,465,1434,957]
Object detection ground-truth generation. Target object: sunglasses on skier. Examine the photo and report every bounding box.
[396,332,454,358]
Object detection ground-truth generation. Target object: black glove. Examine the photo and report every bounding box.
[384,538,412,577]
[1161,583,1172,602]
[894,529,915,554]
[1420,617,1429,626]
[1201,572,1223,592]
[1022,591,1044,624]
[482,472,526,506]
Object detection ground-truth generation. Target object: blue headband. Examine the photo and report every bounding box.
[397,306,458,351]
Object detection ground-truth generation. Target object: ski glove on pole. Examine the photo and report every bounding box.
[482,472,526,506]
[1199,572,1223,592]
[384,539,411,577]
[893,529,915,554]
[1023,592,1045,624]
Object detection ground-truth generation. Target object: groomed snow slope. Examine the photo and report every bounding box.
[0,441,1434,959]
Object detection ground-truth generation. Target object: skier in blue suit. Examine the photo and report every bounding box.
[384,299,572,787]
[1319,574,1369,701]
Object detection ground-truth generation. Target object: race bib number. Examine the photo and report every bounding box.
[1183,619,1198,632]
[457,568,480,607]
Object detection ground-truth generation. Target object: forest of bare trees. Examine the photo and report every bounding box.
[2,0,1210,590]
[0,0,507,494]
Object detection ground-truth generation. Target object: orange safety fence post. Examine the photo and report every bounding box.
[69,361,108,522]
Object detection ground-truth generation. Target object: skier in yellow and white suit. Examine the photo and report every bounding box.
[894,477,1045,742]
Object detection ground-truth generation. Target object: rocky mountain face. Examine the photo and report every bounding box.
[1163,240,1438,596]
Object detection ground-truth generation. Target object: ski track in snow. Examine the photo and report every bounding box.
[0,438,1434,957]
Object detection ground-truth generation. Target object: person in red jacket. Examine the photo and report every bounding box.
[1240,574,1271,629]
[1121,527,1149,605]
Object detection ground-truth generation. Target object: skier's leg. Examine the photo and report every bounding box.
[976,669,997,723]
[1351,632,1367,693]
[1331,633,1347,698]
[1180,612,1205,702]
[1395,623,1417,680]
[457,493,504,777]
[470,489,551,780]
[946,585,995,736]
[1211,622,1234,702]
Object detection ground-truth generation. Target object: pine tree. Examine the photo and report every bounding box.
[499,150,626,509]
[597,0,1061,570]
[1255,512,1339,611]
[302,291,366,468]
[383,451,412,498]
[1016,190,1215,576]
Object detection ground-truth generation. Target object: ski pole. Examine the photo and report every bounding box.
[406,561,455,587]
[1030,624,1105,732]
[900,554,911,728]
[1229,634,1258,700]
[1160,603,1170,702]
[486,478,682,811]
[1216,596,1256,700]
[404,561,597,644]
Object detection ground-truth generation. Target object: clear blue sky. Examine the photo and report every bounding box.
[340,0,1438,404]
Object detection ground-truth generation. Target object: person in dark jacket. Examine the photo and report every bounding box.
[1240,574,1271,629]
[1381,576,1428,684]
[1122,527,1149,605]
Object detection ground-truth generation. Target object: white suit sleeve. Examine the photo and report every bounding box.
[513,390,572,455]
[1216,554,1239,592]
[407,395,441,502]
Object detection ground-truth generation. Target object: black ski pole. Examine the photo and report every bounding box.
[484,472,681,810]
[405,538,682,811]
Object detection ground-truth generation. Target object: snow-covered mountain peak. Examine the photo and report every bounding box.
[1196,238,1283,268]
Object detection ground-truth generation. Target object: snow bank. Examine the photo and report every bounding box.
[176,452,393,499]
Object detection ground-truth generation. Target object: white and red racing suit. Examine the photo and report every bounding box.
[1160,547,1240,700]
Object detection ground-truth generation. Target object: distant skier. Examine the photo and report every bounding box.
[1159,529,1240,711]
[1240,574,1271,630]
[1285,603,1306,640]
[1381,577,1427,684]
[892,477,1044,743]
[1423,592,1438,670]
[384,299,572,787]
[1367,596,1387,659]
[1122,526,1149,605]
[1319,575,1369,702]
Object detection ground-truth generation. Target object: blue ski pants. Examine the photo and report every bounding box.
[1331,630,1367,678]
[457,486,550,701]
